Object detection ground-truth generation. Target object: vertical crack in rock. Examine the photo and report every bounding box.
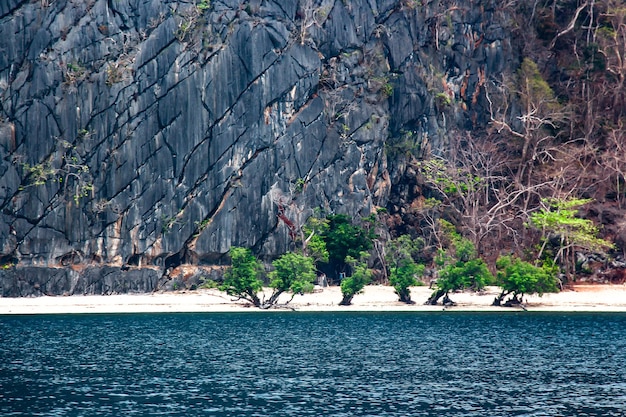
[0,0,518,293]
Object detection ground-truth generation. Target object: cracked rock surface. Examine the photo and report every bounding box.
[0,0,514,295]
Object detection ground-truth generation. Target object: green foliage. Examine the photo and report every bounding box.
[530,198,613,254]
[194,218,211,233]
[438,218,457,236]
[339,255,373,305]
[518,58,554,101]
[294,178,306,193]
[390,262,425,304]
[196,0,210,11]
[386,235,425,303]
[420,159,482,197]
[64,61,87,85]
[517,58,561,115]
[437,258,492,294]
[306,234,329,263]
[21,162,56,187]
[452,234,476,262]
[435,92,451,108]
[321,214,375,273]
[269,252,316,303]
[385,131,421,158]
[197,277,219,289]
[427,223,493,305]
[21,151,93,205]
[302,216,330,263]
[494,256,559,306]
[381,82,393,98]
[161,215,177,234]
[220,247,264,307]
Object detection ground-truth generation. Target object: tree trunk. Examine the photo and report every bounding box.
[503,293,523,307]
[397,289,415,304]
[339,294,353,306]
[261,290,284,309]
[442,294,456,306]
[248,292,262,308]
[426,289,446,305]
[492,290,511,306]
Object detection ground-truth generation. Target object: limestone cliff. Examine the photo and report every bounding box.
[0,0,516,295]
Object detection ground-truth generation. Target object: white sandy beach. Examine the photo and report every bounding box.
[1,284,626,314]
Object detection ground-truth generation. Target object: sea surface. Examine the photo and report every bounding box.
[1,312,625,416]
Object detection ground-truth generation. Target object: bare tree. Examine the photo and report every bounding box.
[419,132,522,257]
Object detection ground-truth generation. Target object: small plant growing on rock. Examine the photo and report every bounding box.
[63,62,87,85]
[381,82,393,98]
[196,0,210,11]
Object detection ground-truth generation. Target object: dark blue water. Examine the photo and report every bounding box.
[1,312,625,416]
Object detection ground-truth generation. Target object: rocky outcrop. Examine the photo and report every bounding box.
[0,266,161,296]
[0,264,225,296]
[0,0,515,295]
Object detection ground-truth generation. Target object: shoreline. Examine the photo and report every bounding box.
[2,285,626,315]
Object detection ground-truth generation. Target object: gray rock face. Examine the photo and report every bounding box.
[0,0,515,294]
[0,265,161,296]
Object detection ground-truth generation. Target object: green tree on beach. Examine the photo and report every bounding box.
[321,214,375,279]
[339,255,372,306]
[220,248,316,309]
[493,255,559,307]
[426,221,493,305]
[266,252,317,307]
[220,247,264,307]
[386,235,425,304]
[530,198,613,277]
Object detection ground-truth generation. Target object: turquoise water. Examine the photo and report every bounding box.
[1,312,625,416]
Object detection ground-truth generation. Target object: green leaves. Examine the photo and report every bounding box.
[494,256,559,305]
[269,252,316,296]
[386,235,425,303]
[321,214,375,271]
[389,261,424,304]
[438,258,493,293]
[220,247,264,307]
[420,159,483,198]
[221,249,317,308]
[427,224,493,305]
[518,58,555,104]
[339,256,373,305]
[530,198,613,253]
[302,216,330,263]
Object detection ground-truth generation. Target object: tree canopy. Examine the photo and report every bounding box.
[493,255,559,306]
[427,223,493,305]
[220,248,316,309]
[267,252,317,306]
[321,214,375,277]
[339,255,372,306]
[220,247,264,307]
[530,197,613,276]
[386,235,425,304]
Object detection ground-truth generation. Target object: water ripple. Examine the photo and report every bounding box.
[1,312,625,416]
